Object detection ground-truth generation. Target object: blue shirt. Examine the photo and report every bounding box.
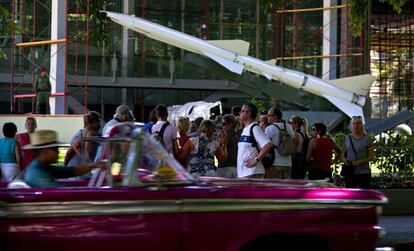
[24,160,76,188]
[0,137,17,163]
[143,122,155,133]
[188,131,201,138]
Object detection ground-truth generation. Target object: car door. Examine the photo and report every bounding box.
[0,186,183,251]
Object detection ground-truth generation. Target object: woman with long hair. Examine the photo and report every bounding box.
[306,123,342,181]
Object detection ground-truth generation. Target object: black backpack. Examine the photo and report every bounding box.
[250,123,275,168]
[151,121,170,147]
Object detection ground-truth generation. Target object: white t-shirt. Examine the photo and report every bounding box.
[265,122,294,167]
[151,121,179,154]
[237,123,270,178]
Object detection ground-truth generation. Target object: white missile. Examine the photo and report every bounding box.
[104,11,375,121]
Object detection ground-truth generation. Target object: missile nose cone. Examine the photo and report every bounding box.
[101,11,124,24]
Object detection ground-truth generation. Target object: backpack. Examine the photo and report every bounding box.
[151,122,170,146]
[250,123,275,168]
[273,122,295,156]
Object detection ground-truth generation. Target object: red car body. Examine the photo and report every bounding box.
[0,123,387,251]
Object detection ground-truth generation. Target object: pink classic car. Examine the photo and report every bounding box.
[0,123,388,251]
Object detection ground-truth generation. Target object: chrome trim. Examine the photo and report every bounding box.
[375,248,395,251]
[0,198,386,219]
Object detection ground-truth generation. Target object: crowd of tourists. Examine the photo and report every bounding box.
[0,102,373,189]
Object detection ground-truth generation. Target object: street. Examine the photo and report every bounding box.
[378,216,414,251]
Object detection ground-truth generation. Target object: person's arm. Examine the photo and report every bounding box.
[332,140,343,161]
[72,137,82,156]
[73,162,106,176]
[341,136,350,165]
[306,139,316,162]
[245,141,272,167]
[14,141,23,170]
[245,126,272,167]
[176,139,194,163]
[170,126,180,155]
[85,130,97,160]
[34,78,39,93]
[64,146,75,166]
[172,138,180,155]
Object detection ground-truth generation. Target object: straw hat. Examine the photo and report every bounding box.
[23,130,62,150]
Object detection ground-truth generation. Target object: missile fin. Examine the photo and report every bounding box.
[202,52,244,75]
[322,94,365,123]
[265,59,276,66]
[328,74,375,96]
[261,72,272,80]
[206,40,250,56]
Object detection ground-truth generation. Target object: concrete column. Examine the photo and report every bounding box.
[121,0,135,113]
[50,0,66,114]
[322,0,337,80]
[122,0,135,78]
[121,1,135,113]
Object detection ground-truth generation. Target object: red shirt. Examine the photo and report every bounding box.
[18,132,35,170]
[178,132,189,149]
[310,138,334,172]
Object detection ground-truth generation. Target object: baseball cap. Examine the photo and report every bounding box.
[115,105,131,116]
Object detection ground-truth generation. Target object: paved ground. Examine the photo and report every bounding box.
[377,216,414,251]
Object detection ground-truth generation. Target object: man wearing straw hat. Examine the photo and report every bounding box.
[34,67,51,114]
[23,130,106,188]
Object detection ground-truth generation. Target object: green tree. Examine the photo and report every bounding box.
[76,0,108,51]
[248,97,266,114]
[261,0,407,36]
[0,6,26,59]
[349,0,406,36]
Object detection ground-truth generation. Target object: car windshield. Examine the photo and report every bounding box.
[89,122,194,187]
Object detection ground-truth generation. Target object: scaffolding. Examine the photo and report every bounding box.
[271,0,367,79]
[370,0,414,118]
[9,0,89,114]
[65,0,90,114]
[10,0,40,113]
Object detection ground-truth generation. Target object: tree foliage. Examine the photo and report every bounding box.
[260,0,407,37]
[0,5,26,59]
[74,0,108,51]
[349,0,407,36]
[248,97,267,114]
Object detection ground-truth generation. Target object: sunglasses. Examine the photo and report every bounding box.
[352,116,362,119]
